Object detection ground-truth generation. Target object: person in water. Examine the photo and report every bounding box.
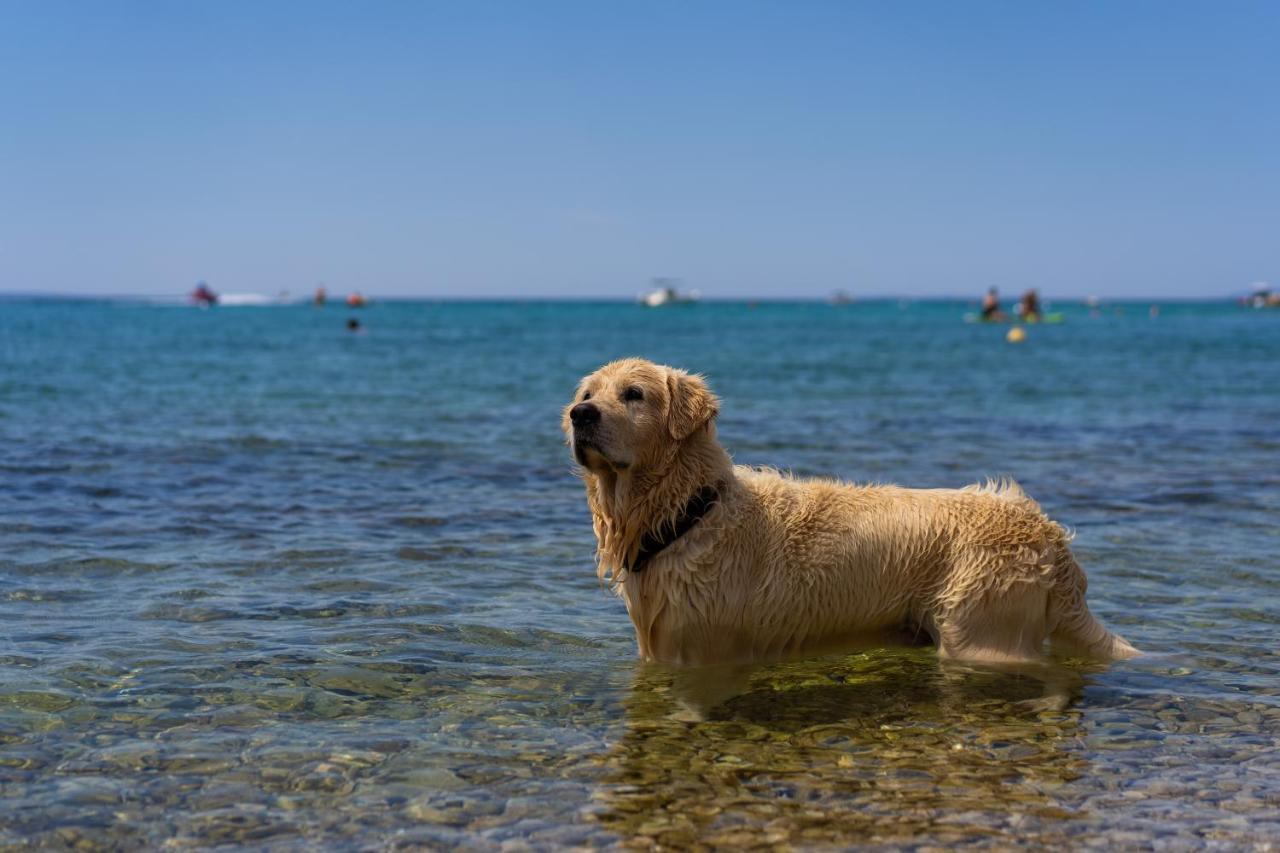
[346,317,362,332]
[981,287,1006,321]
[190,281,218,307]
[1018,288,1042,322]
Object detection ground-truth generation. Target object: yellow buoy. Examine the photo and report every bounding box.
[1006,326,1027,344]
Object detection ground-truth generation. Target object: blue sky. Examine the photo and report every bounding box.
[1,1,1276,298]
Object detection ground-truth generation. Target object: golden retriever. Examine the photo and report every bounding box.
[563,357,1139,667]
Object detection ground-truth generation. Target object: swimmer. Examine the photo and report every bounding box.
[980,287,1007,322]
[346,317,363,333]
[1017,288,1042,322]
[190,281,218,307]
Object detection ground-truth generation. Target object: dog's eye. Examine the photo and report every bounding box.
[582,391,592,401]
[623,387,643,402]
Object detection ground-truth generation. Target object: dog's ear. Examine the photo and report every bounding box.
[666,369,719,440]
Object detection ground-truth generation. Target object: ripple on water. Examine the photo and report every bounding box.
[7,557,177,577]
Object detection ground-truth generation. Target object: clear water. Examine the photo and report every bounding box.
[2,298,1277,848]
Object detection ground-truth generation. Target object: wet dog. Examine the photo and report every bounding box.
[564,358,1138,667]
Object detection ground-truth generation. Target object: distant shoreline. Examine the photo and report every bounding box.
[0,292,1246,305]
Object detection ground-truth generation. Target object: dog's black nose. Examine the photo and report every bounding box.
[570,402,600,427]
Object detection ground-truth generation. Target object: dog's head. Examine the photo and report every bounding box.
[563,358,719,474]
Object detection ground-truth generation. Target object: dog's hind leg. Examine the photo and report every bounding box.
[934,582,1052,666]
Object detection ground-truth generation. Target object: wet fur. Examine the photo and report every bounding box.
[564,358,1139,667]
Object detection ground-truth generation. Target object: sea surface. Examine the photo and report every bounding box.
[1,297,1278,848]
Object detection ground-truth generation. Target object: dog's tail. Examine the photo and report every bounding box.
[1048,549,1140,660]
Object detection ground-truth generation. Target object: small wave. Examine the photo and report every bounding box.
[394,542,477,561]
[76,485,126,498]
[256,600,451,621]
[5,588,93,603]
[138,603,240,622]
[10,557,176,577]
[1142,489,1222,506]
[390,516,449,528]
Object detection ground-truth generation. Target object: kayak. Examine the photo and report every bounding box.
[964,312,1065,325]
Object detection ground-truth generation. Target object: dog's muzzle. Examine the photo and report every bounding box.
[570,402,602,465]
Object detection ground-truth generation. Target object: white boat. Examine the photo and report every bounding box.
[1246,282,1278,309]
[218,292,296,306]
[639,278,700,307]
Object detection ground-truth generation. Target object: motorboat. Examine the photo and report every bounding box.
[639,278,699,307]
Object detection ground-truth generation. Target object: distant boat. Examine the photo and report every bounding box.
[829,289,854,305]
[639,278,700,307]
[218,292,296,307]
[1244,283,1279,309]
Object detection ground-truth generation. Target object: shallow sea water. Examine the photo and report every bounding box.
[1,298,1278,849]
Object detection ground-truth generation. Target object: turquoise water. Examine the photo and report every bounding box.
[2,298,1278,847]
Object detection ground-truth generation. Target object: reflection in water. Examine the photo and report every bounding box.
[594,651,1098,847]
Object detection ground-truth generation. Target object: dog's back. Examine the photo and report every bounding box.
[639,467,1139,665]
